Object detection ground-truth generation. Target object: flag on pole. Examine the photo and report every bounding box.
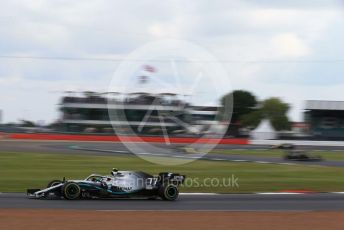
[138,65,156,84]
[139,75,148,84]
[143,65,156,73]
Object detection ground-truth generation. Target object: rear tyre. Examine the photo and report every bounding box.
[62,182,81,200]
[158,184,179,201]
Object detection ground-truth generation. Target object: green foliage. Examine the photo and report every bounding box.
[220,90,291,130]
[220,90,257,122]
[240,110,263,128]
[260,98,291,130]
[238,97,291,131]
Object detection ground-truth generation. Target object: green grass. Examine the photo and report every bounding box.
[209,149,344,161]
[0,152,344,193]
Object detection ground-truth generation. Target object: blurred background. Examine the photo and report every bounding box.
[0,0,344,142]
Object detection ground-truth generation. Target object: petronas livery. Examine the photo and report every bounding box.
[27,169,185,201]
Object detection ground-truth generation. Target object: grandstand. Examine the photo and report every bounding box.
[60,92,220,135]
[305,100,344,139]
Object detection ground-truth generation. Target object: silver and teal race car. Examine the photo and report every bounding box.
[27,169,185,201]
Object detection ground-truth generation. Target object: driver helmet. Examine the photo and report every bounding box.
[111,168,118,176]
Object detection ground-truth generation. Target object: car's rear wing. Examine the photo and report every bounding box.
[158,173,186,185]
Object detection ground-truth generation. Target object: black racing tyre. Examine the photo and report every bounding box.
[158,184,179,201]
[47,180,63,188]
[62,182,81,200]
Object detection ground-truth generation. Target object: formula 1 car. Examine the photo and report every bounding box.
[271,143,295,150]
[284,150,323,162]
[27,169,185,201]
[271,143,323,162]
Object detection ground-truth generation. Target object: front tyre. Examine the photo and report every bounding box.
[47,180,63,188]
[62,182,81,200]
[159,184,179,201]
[46,180,63,198]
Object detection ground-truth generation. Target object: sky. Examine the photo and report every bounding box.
[0,0,343,124]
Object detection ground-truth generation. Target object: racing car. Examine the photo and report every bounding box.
[271,143,295,150]
[284,150,323,161]
[271,143,323,162]
[27,169,185,201]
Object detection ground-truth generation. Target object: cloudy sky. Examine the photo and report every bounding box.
[0,0,343,124]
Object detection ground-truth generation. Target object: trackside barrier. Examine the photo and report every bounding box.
[251,139,344,147]
[7,133,249,145]
[0,132,6,139]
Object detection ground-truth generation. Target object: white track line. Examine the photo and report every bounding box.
[257,192,305,195]
[1,192,343,196]
[254,161,271,164]
[182,192,344,195]
[278,163,297,166]
[96,210,313,212]
[257,192,344,195]
[180,193,219,196]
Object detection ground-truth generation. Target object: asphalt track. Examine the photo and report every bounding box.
[1,140,344,211]
[0,193,344,211]
[1,140,344,167]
